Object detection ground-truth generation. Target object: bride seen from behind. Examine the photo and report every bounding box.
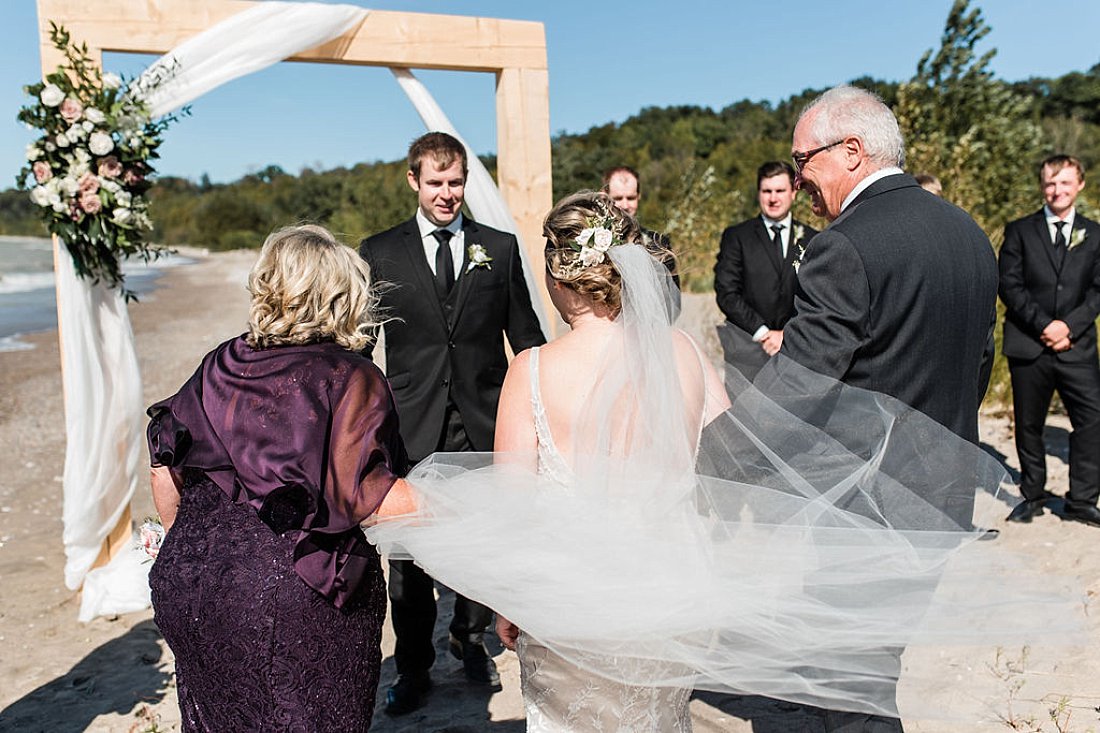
[493,192,729,731]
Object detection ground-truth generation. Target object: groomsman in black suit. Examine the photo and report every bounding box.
[774,85,998,733]
[714,161,817,379]
[1000,155,1100,527]
[360,132,545,715]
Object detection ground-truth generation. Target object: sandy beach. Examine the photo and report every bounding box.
[1,249,1098,732]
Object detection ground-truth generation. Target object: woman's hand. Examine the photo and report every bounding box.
[496,614,520,651]
[150,465,181,532]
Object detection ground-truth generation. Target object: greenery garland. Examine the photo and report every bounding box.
[16,23,187,300]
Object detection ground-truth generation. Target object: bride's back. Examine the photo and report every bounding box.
[532,323,716,468]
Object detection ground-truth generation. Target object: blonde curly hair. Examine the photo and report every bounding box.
[542,191,671,314]
[246,224,382,351]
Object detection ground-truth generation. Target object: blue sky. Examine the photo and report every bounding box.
[4,0,1100,184]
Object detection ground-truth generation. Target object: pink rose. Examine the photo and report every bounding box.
[59,97,83,123]
[122,168,144,186]
[79,190,102,214]
[78,171,100,195]
[97,155,123,178]
[32,161,53,183]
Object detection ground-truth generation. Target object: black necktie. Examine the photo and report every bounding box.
[1053,221,1067,268]
[433,229,455,296]
[771,224,784,258]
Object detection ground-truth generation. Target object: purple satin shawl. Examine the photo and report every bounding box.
[147,335,408,608]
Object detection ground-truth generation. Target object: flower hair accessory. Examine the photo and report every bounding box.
[553,209,627,278]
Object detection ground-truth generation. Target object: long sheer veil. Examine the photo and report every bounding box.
[364,244,1080,720]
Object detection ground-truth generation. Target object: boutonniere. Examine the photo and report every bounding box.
[466,243,492,272]
[792,241,808,273]
[792,224,806,245]
[1068,228,1088,250]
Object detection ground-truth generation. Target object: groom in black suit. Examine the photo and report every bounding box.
[774,85,998,733]
[714,161,817,380]
[360,132,545,715]
[1000,155,1100,527]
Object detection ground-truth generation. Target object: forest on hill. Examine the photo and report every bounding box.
[4,1,1100,401]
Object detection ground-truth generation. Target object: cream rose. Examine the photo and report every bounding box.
[88,131,114,156]
[39,84,64,107]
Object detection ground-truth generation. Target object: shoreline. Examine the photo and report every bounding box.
[0,251,1097,732]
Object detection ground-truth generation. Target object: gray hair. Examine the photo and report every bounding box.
[799,86,905,169]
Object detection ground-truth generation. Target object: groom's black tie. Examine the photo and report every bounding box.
[433,229,455,296]
[1053,221,1067,269]
[771,224,784,259]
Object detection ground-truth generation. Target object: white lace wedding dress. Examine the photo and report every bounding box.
[518,346,693,733]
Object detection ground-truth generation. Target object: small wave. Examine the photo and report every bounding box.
[0,271,56,295]
[0,253,194,295]
[0,335,35,352]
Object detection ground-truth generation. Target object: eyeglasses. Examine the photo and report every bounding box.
[791,140,844,176]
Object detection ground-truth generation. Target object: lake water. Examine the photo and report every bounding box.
[0,236,192,351]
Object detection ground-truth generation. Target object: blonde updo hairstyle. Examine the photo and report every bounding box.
[247,224,382,351]
[543,191,649,315]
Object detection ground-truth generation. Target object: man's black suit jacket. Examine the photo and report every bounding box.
[999,208,1100,363]
[715,217,818,334]
[779,174,997,444]
[360,216,545,461]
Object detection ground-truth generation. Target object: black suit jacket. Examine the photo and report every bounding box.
[779,174,997,444]
[360,216,545,461]
[999,209,1100,363]
[715,216,818,332]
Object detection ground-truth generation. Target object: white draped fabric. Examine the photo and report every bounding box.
[392,68,551,337]
[70,2,390,620]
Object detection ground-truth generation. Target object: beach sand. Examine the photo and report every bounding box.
[0,250,1097,732]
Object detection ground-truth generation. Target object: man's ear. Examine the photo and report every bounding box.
[406,169,420,192]
[844,137,865,172]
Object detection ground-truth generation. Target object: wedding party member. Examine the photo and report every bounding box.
[1000,155,1100,527]
[359,131,545,714]
[603,165,681,290]
[914,173,942,196]
[775,85,998,732]
[146,225,415,732]
[714,161,817,380]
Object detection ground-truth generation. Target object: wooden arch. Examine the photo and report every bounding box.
[35,0,553,569]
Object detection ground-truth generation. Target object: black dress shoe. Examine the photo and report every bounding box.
[1062,503,1100,527]
[449,634,502,688]
[384,671,432,716]
[1006,498,1047,523]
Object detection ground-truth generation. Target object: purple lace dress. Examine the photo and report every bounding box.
[146,336,407,732]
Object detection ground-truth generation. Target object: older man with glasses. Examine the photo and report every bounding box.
[760,85,998,733]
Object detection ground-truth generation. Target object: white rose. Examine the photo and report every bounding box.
[30,186,51,207]
[59,176,79,196]
[55,132,70,148]
[593,227,614,251]
[101,72,122,89]
[74,147,91,164]
[84,107,105,124]
[52,200,68,214]
[576,227,595,246]
[116,191,132,207]
[112,207,133,225]
[39,84,64,107]
[25,144,41,161]
[70,161,89,178]
[88,131,114,156]
[45,142,56,152]
[66,124,86,141]
[82,120,95,133]
[579,246,604,267]
[101,179,121,194]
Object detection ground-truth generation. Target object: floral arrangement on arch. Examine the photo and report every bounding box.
[16,23,186,299]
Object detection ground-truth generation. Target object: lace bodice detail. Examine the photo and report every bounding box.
[529,347,575,486]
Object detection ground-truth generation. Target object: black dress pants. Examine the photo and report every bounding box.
[388,403,494,675]
[1009,353,1100,508]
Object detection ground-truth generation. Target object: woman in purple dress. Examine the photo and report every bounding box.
[146,224,414,731]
